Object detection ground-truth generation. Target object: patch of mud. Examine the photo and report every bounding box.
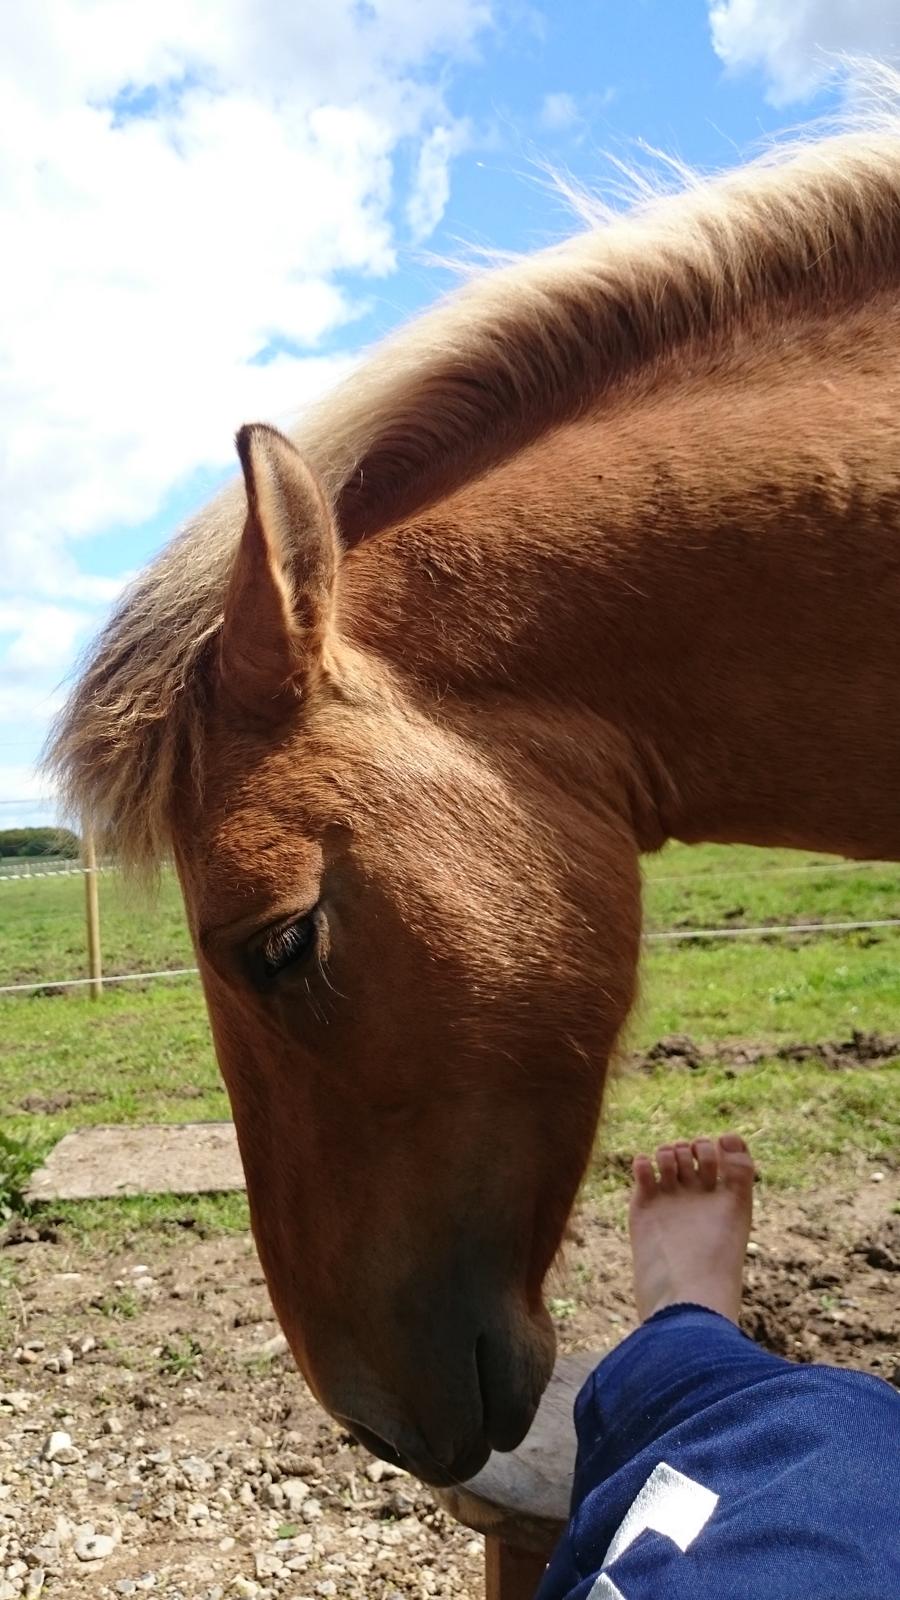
[550,1173,900,1383]
[17,1092,101,1115]
[634,1029,900,1074]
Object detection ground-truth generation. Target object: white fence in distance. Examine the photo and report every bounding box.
[1,846,899,996]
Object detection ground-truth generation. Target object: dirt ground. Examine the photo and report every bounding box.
[1,1173,898,1600]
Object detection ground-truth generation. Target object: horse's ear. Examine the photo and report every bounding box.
[219,424,338,721]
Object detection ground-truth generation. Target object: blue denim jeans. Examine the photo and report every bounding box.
[537,1304,900,1600]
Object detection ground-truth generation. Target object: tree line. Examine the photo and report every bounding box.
[0,827,80,859]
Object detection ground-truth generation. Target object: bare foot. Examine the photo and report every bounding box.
[628,1134,756,1324]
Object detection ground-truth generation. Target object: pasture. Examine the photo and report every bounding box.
[1,844,898,1597]
[2,842,899,1207]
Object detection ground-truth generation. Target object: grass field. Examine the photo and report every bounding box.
[1,843,898,1233]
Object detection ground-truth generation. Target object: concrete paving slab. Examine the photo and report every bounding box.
[26,1122,244,1202]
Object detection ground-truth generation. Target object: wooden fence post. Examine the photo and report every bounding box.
[82,826,103,999]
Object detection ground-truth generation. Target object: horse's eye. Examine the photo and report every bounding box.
[255,912,318,980]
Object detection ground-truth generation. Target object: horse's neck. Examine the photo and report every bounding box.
[349,302,900,860]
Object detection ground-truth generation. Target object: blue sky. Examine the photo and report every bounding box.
[1,0,897,828]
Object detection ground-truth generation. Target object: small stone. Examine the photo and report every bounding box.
[281,1478,310,1514]
[0,1392,32,1414]
[43,1431,80,1465]
[365,1460,407,1483]
[79,1336,97,1356]
[230,1580,259,1598]
[24,1571,45,1599]
[258,1333,288,1358]
[57,1347,74,1372]
[254,1553,282,1579]
[218,1537,236,1554]
[384,1488,416,1518]
[102,1415,124,1437]
[23,1340,45,1353]
[54,1515,75,1546]
[237,1483,255,1508]
[115,1584,137,1597]
[260,1482,284,1510]
[131,1265,151,1276]
[74,1530,117,1562]
[301,1497,322,1521]
[7,1561,27,1581]
[179,1455,215,1488]
[746,1241,760,1257]
[186,1503,210,1523]
[871,1170,886,1182]
[315,1583,337,1598]
[26,1537,59,1571]
[15,1348,38,1365]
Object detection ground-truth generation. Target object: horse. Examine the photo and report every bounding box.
[49,90,900,1487]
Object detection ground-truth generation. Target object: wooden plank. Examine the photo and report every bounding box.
[485,1534,553,1600]
[434,1351,595,1553]
[82,827,103,999]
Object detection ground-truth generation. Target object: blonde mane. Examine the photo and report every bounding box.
[48,69,900,869]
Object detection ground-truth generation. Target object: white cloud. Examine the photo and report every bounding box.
[0,684,67,726]
[0,603,89,681]
[0,602,100,795]
[407,122,470,242]
[0,0,490,565]
[710,0,900,103]
[0,763,60,832]
[540,91,580,131]
[0,0,493,810]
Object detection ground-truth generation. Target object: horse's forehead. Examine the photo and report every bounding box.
[177,725,342,915]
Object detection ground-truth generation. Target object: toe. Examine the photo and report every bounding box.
[692,1136,718,1190]
[717,1132,756,1190]
[673,1142,697,1187]
[632,1154,658,1201]
[719,1132,748,1154]
[656,1144,678,1193]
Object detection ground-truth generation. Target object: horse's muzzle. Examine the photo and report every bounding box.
[326,1303,556,1487]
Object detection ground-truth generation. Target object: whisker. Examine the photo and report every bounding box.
[317,957,348,1001]
[302,975,328,1027]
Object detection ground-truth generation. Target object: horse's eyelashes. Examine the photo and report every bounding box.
[256,911,319,980]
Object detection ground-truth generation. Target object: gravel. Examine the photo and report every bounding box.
[0,1231,486,1598]
[3,1172,896,1596]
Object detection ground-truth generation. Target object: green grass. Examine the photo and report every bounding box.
[644,843,900,933]
[0,868,192,985]
[0,1128,39,1219]
[0,845,897,1233]
[0,983,225,1136]
[635,929,900,1041]
[600,1055,897,1192]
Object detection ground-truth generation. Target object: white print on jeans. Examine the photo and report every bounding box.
[587,1461,719,1599]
